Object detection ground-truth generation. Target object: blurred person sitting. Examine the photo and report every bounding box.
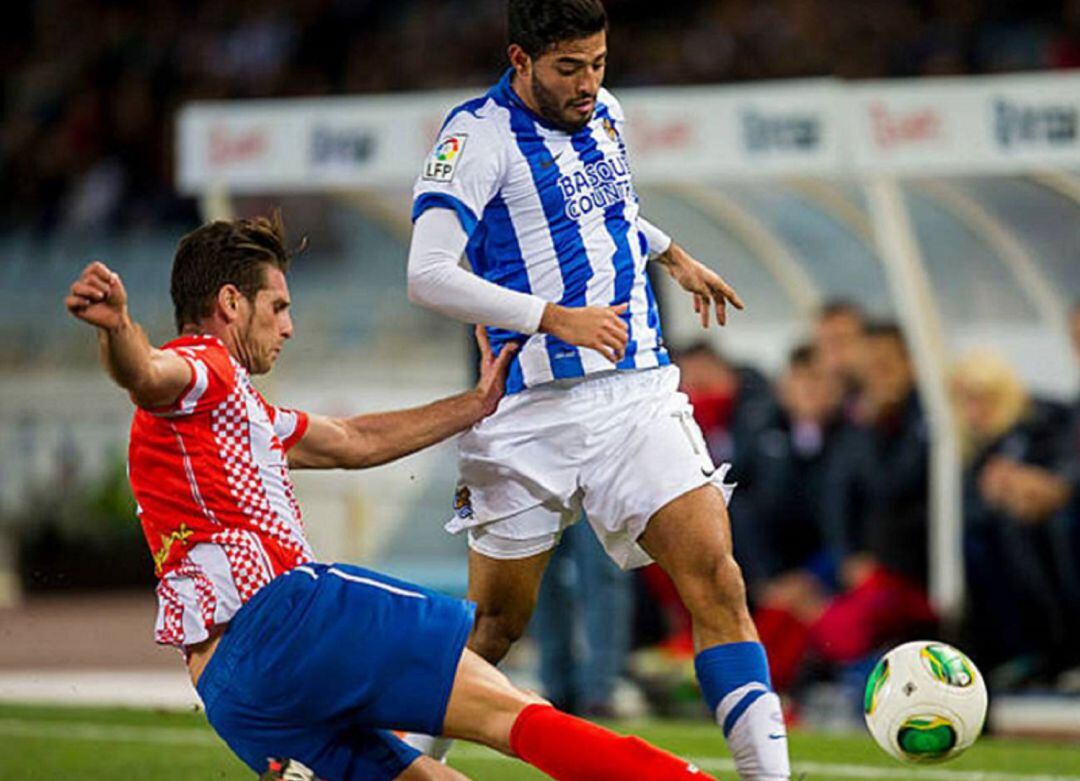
[742,344,844,667]
[813,300,867,423]
[953,346,1079,687]
[531,520,632,718]
[757,323,936,693]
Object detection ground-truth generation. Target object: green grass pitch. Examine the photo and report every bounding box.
[1,703,1079,780]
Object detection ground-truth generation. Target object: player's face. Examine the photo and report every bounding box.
[237,266,293,375]
[527,31,607,132]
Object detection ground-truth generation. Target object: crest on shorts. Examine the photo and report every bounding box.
[261,757,319,781]
[454,484,474,519]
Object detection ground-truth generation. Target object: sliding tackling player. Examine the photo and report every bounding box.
[65,212,717,781]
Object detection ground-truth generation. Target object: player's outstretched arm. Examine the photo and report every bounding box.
[653,242,745,328]
[65,261,192,408]
[288,328,517,470]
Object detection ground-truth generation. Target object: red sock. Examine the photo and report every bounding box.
[509,704,717,780]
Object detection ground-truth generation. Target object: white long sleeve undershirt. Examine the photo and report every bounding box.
[406,208,674,333]
[407,208,548,334]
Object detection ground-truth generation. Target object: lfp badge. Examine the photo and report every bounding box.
[423,133,468,182]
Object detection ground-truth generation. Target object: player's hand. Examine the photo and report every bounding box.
[657,244,744,327]
[66,261,129,331]
[473,325,519,417]
[539,302,629,364]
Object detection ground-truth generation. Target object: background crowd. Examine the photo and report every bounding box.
[536,302,1080,719]
[4,0,1079,232]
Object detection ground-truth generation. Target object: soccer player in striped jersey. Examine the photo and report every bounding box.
[65,212,718,781]
[406,2,791,779]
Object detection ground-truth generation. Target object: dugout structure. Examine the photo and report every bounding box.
[177,72,1080,622]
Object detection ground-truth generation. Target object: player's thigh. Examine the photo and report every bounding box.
[637,483,740,603]
[466,544,554,630]
[441,647,545,755]
[580,372,731,569]
[639,483,734,562]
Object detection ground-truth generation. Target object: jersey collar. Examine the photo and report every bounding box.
[492,68,590,135]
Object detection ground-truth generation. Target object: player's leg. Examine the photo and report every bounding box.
[466,545,553,664]
[638,484,790,781]
[441,646,717,781]
[401,522,556,759]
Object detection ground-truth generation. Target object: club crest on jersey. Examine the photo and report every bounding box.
[423,134,467,182]
[602,117,619,142]
[454,484,474,519]
[153,523,194,575]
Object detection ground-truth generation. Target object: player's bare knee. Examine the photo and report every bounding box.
[469,610,527,664]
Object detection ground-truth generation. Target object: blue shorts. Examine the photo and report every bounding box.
[195,562,476,781]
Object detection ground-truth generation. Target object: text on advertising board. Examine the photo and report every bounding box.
[310,127,376,166]
[209,125,269,166]
[869,103,944,150]
[994,98,1078,148]
[741,109,821,153]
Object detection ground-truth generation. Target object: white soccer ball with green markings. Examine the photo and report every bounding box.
[863,640,988,764]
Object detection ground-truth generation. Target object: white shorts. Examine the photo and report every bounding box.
[447,365,735,570]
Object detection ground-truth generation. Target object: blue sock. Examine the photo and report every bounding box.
[694,641,772,715]
[695,641,789,779]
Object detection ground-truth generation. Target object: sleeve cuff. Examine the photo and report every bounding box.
[639,217,672,257]
[519,296,547,335]
[412,192,479,237]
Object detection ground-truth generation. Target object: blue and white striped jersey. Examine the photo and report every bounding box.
[412,69,669,394]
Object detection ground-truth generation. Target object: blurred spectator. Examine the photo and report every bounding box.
[1051,0,1080,67]
[813,300,867,422]
[758,323,936,693]
[735,343,844,595]
[531,521,632,717]
[953,344,1080,686]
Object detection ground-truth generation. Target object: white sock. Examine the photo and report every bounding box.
[400,733,454,762]
[715,684,791,780]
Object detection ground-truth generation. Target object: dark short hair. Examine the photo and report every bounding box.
[508,0,608,59]
[818,298,865,323]
[170,210,297,332]
[788,342,818,368]
[864,320,907,351]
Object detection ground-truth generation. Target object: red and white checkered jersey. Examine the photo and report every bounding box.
[128,334,313,647]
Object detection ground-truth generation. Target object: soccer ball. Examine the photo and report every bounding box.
[863,640,988,764]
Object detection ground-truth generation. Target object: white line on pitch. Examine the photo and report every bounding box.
[3,719,1079,781]
[0,719,219,747]
[450,744,1080,781]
